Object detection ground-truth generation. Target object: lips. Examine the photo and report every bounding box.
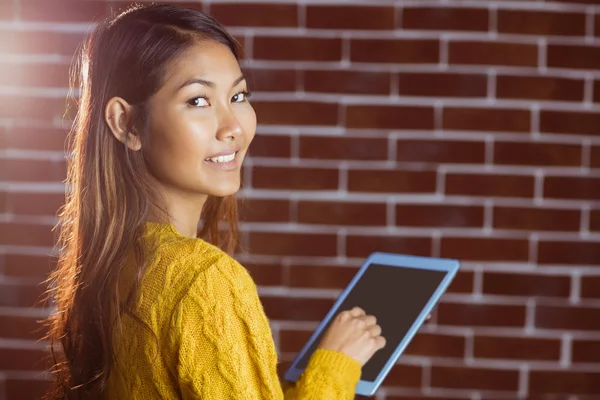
[204,152,236,163]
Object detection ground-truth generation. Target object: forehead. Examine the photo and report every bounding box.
[162,40,241,89]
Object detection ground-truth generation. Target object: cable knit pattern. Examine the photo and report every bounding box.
[104,221,362,399]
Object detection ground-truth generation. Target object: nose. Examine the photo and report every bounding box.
[216,109,243,141]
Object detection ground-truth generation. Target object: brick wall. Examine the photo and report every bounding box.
[2,0,600,399]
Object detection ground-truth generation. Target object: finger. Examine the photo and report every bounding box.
[359,314,377,327]
[368,324,382,337]
[375,335,386,349]
[349,307,365,317]
[426,314,432,321]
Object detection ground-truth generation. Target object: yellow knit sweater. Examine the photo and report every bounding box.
[105,221,362,399]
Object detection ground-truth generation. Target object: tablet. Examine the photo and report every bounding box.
[283,252,460,396]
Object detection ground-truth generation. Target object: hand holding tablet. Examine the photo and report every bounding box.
[317,306,387,367]
[284,252,460,396]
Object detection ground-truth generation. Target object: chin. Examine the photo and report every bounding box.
[207,181,241,198]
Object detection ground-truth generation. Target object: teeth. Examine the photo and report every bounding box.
[205,152,236,163]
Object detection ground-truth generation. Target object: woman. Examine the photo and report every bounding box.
[45,3,386,399]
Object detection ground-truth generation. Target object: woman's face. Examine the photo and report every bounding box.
[144,40,256,198]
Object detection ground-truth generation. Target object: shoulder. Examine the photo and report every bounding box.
[136,228,257,321]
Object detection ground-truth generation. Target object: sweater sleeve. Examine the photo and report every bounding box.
[169,256,362,399]
[282,348,362,400]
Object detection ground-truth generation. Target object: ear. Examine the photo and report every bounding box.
[104,97,142,151]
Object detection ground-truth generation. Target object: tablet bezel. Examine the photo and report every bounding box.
[283,251,460,396]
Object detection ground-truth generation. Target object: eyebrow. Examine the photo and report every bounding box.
[178,74,246,91]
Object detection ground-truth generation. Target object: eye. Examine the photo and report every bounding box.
[232,90,251,103]
[187,97,209,107]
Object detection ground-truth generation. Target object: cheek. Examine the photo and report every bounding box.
[145,111,208,179]
[240,106,257,143]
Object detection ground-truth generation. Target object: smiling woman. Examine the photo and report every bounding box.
[43,3,384,400]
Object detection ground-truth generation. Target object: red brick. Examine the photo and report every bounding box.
[498,10,585,36]
[544,176,600,200]
[482,272,571,297]
[445,173,535,198]
[529,370,600,394]
[248,232,337,257]
[288,264,358,290]
[540,110,600,135]
[306,5,395,30]
[547,44,600,70]
[538,240,600,266]
[398,72,487,98]
[7,192,64,216]
[449,41,538,67]
[447,270,475,293]
[21,0,110,22]
[0,347,50,370]
[396,204,484,228]
[348,169,437,194]
[591,145,600,168]
[536,305,600,331]
[0,62,70,88]
[572,340,600,363]
[5,378,51,400]
[248,134,291,158]
[253,36,341,61]
[299,136,388,160]
[581,276,600,298]
[297,201,387,226]
[593,81,600,103]
[402,7,489,31]
[252,101,338,126]
[494,141,581,167]
[6,127,67,151]
[244,68,296,92]
[497,75,584,102]
[279,328,313,353]
[0,314,46,340]
[4,254,55,279]
[0,223,56,247]
[475,336,561,361]
[431,366,519,391]
[346,105,434,130]
[209,3,297,27]
[0,95,69,120]
[386,396,468,400]
[440,237,529,262]
[396,139,485,164]
[383,365,423,388]
[345,235,432,259]
[304,70,392,95]
[0,189,6,211]
[493,206,581,231]
[252,166,338,190]
[0,282,46,308]
[404,333,466,358]
[350,39,439,64]
[0,30,83,56]
[261,296,333,321]
[0,159,66,182]
[592,209,600,231]
[443,107,530,133]
[437,302,526,328]
[0,0,15,19]
[243,262,284,287]
[238,198,290,222]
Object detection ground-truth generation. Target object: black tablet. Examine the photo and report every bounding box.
[283,252,460,396]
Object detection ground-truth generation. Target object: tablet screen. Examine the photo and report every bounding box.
[295,262,448,381]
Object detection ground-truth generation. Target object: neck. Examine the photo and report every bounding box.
[147,183,208,239]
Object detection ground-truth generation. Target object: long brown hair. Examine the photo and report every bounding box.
[44,4,243,398]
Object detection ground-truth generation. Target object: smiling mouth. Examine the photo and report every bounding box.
[204,152,237,163]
